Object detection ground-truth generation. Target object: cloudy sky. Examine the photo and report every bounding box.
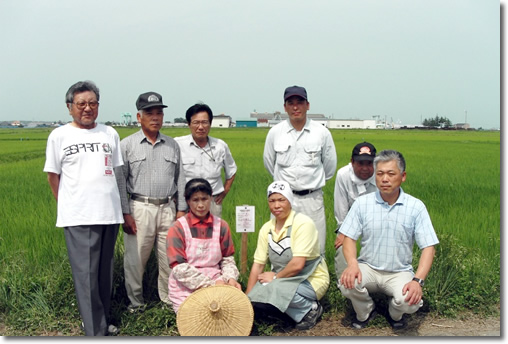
[0,0,500,129]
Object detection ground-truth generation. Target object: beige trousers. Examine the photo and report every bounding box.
[124,199,175,307]
[210,196,222,218]
[338,263,423,321]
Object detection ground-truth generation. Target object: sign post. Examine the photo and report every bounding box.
[235,205,255,274]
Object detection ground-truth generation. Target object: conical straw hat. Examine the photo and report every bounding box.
[177,285,254,336]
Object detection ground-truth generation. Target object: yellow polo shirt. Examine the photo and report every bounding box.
[253,210,330,299]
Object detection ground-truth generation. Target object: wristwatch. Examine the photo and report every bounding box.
[273,274,277,280]
[412,277,425,287]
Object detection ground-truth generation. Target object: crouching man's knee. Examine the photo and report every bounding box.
[389,295,423,317]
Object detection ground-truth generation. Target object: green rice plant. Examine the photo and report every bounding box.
[0,127,500,335]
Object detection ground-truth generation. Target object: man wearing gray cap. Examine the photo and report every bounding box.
[263,85,337,255]
[115,92,187,312]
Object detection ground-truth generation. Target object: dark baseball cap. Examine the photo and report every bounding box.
[352,142,376,161]
[284,85,308,101]
[136,92,168,111]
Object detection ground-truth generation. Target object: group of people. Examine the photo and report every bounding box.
[44,81,439,336]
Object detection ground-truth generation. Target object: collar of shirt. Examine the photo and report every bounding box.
[187,211,214,226]
[375,188,406,206]
[189,136,216,148]
[136,129,164,144]
[284,118,311,133]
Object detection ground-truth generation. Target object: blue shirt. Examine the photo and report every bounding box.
[339,188,439,273]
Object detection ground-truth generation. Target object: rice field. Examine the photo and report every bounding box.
[0,126,500,335]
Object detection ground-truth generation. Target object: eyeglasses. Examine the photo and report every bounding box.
[72,101,99,110]
[190,120,210,127]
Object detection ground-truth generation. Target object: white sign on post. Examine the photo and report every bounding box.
[236,205,255,233]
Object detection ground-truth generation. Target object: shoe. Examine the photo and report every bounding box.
[387,314,407,330]
[351,309,377,329]
[127,304,146,314]
[80,322,119,336]
[107,324,119,336]
[295,302,324,330]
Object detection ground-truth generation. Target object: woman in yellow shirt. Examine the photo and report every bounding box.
[246,181,329,330]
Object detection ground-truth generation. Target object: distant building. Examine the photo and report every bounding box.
[212,114,233,128]
[236,120,257,128]
[251,111,326,127]
[328,119,376,129]
[454,123,471,130]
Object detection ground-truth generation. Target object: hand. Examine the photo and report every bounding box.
[227,279,242,290]
[122,214,137,235]
[334,233,345,249]
[215,279,226,286]
[402,280,423,306]
[257,271,277,284]
[214,192,227,205]
[339,264,362,289]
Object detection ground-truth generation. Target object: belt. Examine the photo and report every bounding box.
[131,194,170,205]
[292,189,317,196]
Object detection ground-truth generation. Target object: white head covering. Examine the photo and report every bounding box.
[266,181,293,206]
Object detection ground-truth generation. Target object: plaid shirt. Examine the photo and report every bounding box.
[339,188,439,273]
[114,130,187,213]
[167,212,235,269]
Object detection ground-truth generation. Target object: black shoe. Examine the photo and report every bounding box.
[351,309,377,329]
[295,302,324,330]
[387,314,407,330]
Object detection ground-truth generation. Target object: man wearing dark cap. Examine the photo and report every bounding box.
[115,92,187,312]
[333,142,377,276]
[263,85,337,255]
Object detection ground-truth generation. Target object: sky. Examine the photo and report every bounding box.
[0,0,501,129]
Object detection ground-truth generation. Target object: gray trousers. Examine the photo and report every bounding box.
[285,280,318,323]
[64,224,119,336]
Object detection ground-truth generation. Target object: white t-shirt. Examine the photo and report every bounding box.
[44,123,124,227]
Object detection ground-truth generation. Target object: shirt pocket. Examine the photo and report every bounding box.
[128,153,146,179]
[274,143,292,167]
[163,154,178,175]
[395,224,414,245]
[302,145,322,167]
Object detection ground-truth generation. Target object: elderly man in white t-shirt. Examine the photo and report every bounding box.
[44,80,123,336]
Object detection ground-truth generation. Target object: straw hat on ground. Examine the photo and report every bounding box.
[176,285,254,336]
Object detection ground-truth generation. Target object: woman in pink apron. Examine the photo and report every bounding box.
[166,178,241,312]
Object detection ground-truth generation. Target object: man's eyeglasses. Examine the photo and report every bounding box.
[191,120,210,127]
[72,101,99,110]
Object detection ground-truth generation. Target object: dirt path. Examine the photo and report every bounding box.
[0,312,500,336]
[272,312,501,337]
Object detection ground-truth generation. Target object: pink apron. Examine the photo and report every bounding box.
[168,216,223,312]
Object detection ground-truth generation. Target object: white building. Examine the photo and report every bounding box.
[212,115,232,128]
[328,119,376,129]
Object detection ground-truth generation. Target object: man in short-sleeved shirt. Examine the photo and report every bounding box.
[175,103,237,217]
[338,150,439,330]
[263,85,337,255]
[44,80,123,336]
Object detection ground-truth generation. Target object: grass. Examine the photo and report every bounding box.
[0,127,500,335]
